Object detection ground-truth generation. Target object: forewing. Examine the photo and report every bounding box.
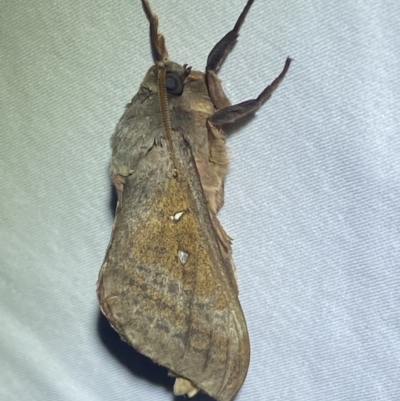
[98,133,249,401]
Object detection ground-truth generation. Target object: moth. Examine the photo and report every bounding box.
[97,0,291,400]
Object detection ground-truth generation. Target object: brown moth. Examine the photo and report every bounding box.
[97,0,291,400]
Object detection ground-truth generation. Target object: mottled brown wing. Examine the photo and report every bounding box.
[98,133,249,401]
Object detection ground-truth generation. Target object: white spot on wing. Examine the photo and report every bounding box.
[170,211,184,221]
[178,250,189,265]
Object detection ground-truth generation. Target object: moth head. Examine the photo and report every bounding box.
[140,1,210,113]
[141,1,195,98]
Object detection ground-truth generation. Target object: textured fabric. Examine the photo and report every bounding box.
[1,1,399,400]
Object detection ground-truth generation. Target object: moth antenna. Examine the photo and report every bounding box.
[141,0,169,62]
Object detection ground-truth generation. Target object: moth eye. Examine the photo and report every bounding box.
[165,72,184,96]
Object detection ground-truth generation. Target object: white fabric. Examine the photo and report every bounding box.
[1,0,399,400]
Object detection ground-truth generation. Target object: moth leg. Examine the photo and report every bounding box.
[111,174,126,197]
[206,0,255,109]
[208,57,291,126]
[173,377,200,398]
[110,162,132,198]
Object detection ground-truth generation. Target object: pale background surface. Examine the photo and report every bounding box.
[1,0,399,400]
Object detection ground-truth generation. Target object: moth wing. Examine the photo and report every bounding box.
[98,133,249,401]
